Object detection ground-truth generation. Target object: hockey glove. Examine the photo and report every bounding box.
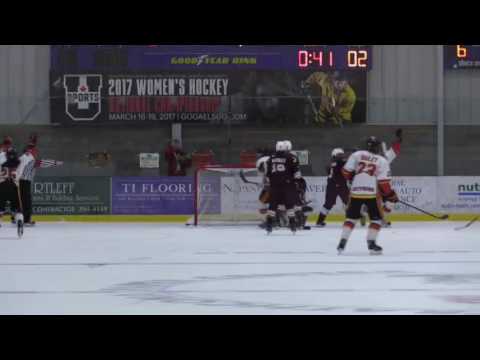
[384,191,399,204]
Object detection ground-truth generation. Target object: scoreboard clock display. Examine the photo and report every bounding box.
[51,45,372,72]
[444,45,480,69]
[297,46,370,70]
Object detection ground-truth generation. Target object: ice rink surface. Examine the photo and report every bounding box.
[0,221,480,315]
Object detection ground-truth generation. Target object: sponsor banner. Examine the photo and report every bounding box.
[438,177,480,213]
[391,177,437,214]
[30,176,480,217]
[217,176,441,216]
[111,177,194,215]
[32,177,111,215]
[220,177,264,215]
[308,177,437,215]
[50,71,367,125]
[198,174,221,215]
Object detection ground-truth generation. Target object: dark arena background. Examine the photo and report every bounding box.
[1,45,480,315]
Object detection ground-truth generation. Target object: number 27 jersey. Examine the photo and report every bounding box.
[343,150,391,199]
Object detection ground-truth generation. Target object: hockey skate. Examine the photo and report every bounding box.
[316,213,327,228]
[16,213,24,239]
[360,215,367,227]
[337,239,348,255]
[265,217,274,235]
[368,241,383,255]
[382,219,392,228]
[289,217,297,234]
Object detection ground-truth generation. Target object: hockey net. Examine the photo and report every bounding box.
[188,165,265,226]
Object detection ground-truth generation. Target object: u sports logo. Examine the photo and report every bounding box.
[64,75,103,121]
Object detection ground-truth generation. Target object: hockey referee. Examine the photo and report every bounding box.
[18,135,63,226]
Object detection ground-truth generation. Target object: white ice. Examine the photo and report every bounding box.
[0,221,479,315]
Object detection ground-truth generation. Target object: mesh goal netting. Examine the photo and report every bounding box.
[187,166,265,226]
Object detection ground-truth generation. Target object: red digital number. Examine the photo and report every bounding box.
[312,51,323,66]
[298,50,309,68]
[329,51,334,67]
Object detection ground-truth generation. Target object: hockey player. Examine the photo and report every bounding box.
[264,141,302,234]
[0,148,24,234]
[337,136,399,255]
[0,136,13,166]
[304,72,336,125]
[17,135,64,227]
[360,129,402,227]
[331,74,357,126]
[316,148,350,227]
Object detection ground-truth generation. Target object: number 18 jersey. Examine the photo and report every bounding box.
[343,150,391,199]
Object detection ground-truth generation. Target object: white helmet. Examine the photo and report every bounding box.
[256,156,269,173]
[331,148,345,158]
[284,140,293,152]
[276,141,287,152]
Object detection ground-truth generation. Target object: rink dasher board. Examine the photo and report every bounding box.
[215,176,480,215]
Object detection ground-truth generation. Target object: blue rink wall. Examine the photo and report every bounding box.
[28,176,480,222]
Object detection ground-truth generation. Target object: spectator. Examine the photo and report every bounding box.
[164,140,191,176]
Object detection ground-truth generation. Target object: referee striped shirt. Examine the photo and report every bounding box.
[18,153,62,182]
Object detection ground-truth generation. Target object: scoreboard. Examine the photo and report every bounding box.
[444,45,480,69]
[51,45,372,72]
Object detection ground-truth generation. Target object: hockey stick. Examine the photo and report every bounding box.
[239,170,262,186]
[398,200,449,220]
[454,217,479,231]
[15,181,24,238]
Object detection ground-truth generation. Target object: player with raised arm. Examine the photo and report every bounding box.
[337,137,399,255]
[360,129,403,227]
[264,141,302,234]
[379,129,402,226]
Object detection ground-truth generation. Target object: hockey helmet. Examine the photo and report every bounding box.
[283,140,293,152]
[275,141,288,152]
[366,136,381,154]
[331,148,345,158]
[6,148,18,162]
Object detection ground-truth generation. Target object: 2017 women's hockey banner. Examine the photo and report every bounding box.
[49,71,367,125]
